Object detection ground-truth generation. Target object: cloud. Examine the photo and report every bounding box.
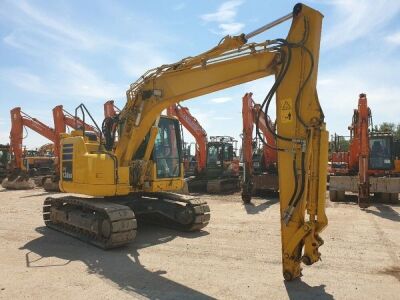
[0,1,171,101]
[12,0,98,49]
[55,58,123,99]
[210,97,232,103]
[201,0,245,35]
[385,31,400,45]
[119,42,170,78]
[218,23,245,35]
[0,61,122,101]
[0,68,49,94]
[201,0,242,22]
[322,0,400,50]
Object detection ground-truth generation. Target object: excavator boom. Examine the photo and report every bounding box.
[241,93,279,203]
[167,104,207,173]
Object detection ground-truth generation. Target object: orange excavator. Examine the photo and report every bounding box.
[2,107,56,189]
[329,93,400,206]
[167,104,240,193]
[241,92,278,203]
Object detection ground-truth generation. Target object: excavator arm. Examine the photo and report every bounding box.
[241,93,255,202]
[241,92,278,202]
[10,107,56,169]
[356,94,370,207]
[166,104,208,173]
[243,92,278,170]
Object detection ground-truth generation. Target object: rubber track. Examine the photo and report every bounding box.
[43,196,137,249]
[139,192,210,231]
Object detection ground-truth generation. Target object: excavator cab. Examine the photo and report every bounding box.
[369,134,395,170]
[206,137,235,178]
[22,150,55,176]
[0,145,11,180]
[394,140,400,172]
[153,117,182,179]
[182,142,197,177]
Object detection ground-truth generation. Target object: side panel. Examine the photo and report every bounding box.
[59,137,120,196]
[370,177,400,193]
[329,176,358,193]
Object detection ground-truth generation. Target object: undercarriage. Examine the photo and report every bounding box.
[43,192,210,248]
[186,175,241,194]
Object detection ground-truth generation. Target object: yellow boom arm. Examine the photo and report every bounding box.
[61,3,328,280]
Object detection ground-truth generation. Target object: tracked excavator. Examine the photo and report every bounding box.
[167,104,240,193]
[241,92,278,203]
[43,4,328,280]
[329,94,400,206]
[2,107,57,190]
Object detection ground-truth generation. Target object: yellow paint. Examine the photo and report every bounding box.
[59,4,327,281]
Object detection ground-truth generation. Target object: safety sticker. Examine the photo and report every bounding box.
[281,99,292,123]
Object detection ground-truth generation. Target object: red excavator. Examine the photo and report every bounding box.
[3,106,98,190]
[329,93,400,206]
[241,92,278,203]
[167,104,240,193]
[3,107,56,189]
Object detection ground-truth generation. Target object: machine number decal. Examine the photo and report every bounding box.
[281,99,293,123]
[62,161,73,181]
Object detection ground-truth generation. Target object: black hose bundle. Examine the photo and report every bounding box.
[102,116,119,151]
[252,17,325,221]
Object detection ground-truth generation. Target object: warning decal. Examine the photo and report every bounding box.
[281,98,293,123]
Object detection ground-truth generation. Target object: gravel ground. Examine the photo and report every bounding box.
[0,187,399,299]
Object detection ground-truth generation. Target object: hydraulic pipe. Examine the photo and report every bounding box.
[245,12,293,40]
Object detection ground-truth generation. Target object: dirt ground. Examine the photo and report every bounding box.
[0,187,399,300]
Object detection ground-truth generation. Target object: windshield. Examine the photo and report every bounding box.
[207,145,219,165]
[369,137,393,170]
[154,118,181,178]
[0,150,8,165]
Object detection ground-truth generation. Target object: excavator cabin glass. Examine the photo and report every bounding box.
[206,143,234,167]
[154,117,182,179]
[369,135,394,170]
[0,147,10,177]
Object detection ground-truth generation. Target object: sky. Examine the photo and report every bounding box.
[0,0,400,149]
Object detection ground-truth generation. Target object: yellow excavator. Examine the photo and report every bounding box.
[43,3,328,281]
